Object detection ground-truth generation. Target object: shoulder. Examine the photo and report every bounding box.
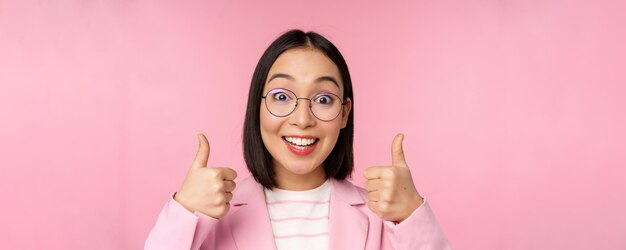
[350,182,370,204]
[329,178,370,205]
[235,175,258,189]
[230,175,264,206]
[349,181,369,198]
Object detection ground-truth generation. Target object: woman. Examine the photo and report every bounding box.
[145,29,450,249]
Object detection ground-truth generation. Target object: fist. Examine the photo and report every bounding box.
[174,133,237,219]
[364,133,424,223]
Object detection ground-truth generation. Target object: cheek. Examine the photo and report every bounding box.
[260,107,281,141]
[260,108,270,137]
[322,120,343,142]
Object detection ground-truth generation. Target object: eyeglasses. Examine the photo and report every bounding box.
[261,88,345,121]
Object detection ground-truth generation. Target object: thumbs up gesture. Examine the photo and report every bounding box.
[174,134,238,219]
[364,133,424,223]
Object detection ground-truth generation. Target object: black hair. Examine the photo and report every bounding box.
[243,29,354,189]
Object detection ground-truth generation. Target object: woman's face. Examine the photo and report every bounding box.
[260,48,352,186]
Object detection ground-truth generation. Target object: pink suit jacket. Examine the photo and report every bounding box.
[145,176,451,250]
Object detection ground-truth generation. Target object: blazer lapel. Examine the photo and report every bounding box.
[328,179,369,250]
[229,177,276,250]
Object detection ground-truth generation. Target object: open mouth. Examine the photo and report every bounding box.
[282,136,319,155]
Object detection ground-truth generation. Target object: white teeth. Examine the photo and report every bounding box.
[284,137,317,146]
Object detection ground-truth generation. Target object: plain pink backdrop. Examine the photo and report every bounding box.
[1,0,625,249]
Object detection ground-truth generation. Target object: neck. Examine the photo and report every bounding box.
[274,165,326,191]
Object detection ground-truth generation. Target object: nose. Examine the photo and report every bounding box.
[288,98,316,128]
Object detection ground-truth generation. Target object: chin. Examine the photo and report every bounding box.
[281,160,322,176]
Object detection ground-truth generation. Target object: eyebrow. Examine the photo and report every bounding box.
[267,73,339,88]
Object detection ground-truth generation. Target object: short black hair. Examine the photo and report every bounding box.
[243,29,354,189]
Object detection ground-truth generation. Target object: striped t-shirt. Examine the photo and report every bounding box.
[264,180,331,250]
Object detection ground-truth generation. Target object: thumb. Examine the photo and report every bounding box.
[391,133,407,167]
[191,133,210,169]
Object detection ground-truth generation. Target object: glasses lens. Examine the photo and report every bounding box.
[311,93,342,121]
[265,89,297,117]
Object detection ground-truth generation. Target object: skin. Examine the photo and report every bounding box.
[260,47,352,191]
[364,133,425,222]
[174,47,424,222]
[175,134,236,219]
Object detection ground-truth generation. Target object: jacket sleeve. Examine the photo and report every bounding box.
[383,199,452,249]
[144,194,219,250]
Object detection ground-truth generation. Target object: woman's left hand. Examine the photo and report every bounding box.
[364,133,424,223]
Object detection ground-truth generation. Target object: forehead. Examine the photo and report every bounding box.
[265,48,343,91]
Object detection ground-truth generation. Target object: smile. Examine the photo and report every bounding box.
[282,136,319,155]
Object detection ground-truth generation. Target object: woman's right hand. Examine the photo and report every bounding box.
[174,133,237,219]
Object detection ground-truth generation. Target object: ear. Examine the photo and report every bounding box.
[341,97,352,129]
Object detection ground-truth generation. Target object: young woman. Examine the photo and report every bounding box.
[145,30,450,250]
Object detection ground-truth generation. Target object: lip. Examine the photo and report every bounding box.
[282,136,319,156]
[283,135,318,139]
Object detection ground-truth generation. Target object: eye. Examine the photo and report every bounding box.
[272,91,292,102]
[313,94,334,105]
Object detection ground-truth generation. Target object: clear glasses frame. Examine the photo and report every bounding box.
[261,88,346,122]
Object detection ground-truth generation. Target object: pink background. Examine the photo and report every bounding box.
[1,1,625,249]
